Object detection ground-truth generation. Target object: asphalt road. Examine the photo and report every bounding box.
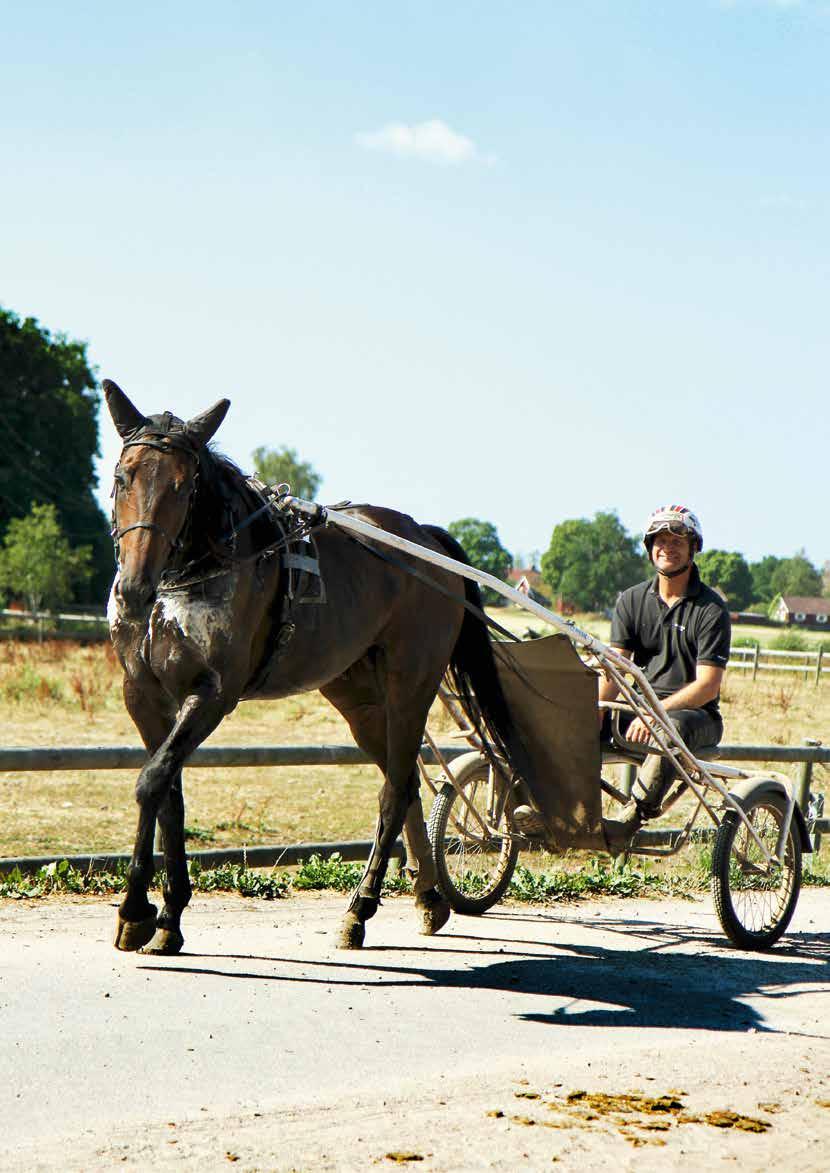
[2,889,829,1171]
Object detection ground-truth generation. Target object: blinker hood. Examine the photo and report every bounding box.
[103,379,230,452]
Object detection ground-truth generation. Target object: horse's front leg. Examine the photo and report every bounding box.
[115,676,228,953]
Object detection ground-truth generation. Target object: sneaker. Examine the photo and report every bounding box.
[602,800,644,854]
[512,804,547,837]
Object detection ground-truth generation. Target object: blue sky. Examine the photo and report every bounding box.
[2,0,827,569]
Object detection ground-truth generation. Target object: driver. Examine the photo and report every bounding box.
[601,505,731,846]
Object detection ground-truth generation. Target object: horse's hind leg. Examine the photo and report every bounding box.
[404,783,451,936]
[328,669,449,948]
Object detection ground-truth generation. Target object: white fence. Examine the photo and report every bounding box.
[728,645,827,683]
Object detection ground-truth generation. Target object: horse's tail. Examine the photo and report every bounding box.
[423,526,528,777]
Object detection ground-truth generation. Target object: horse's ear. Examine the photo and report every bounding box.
[186,399,230,447]
[104,379,146,438]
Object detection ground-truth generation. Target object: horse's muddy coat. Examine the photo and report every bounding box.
[105,380,520,953]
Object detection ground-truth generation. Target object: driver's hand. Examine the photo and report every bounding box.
[626,717,652,744]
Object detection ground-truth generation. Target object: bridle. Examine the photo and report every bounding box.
[111,433,200,565]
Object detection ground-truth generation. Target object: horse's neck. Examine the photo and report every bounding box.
[186,454,238,561]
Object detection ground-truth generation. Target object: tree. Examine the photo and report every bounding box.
[447,518,512,605]
[541,511,646,612]
[0,503,91,613]
[0,306,112,602]
[770,550,823,598]
[749,555,783,607]
[251,445,322,500]
[696,550,753,610]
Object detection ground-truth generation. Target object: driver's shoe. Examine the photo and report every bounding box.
[603,800,644,854]
[512,804,547,838]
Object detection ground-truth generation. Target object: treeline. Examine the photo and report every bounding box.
[0,303,823,618]
[447,511,826,615]
[0,307,112,606]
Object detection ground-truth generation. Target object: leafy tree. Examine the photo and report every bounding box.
[749,555,783,607]
[0,306,112,602]
[541,511,646,612]
[252,445,322,500]
[447,518,512,605]
[770,550,823,598]
[0,503,91,613]
[696,549,753,610]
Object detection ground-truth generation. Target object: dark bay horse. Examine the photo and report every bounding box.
[105,380,519,954]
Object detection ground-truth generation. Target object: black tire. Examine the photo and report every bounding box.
[711,788,802,950]
[427,754,519,915]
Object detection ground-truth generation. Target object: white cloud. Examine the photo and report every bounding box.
[355,119,485,165]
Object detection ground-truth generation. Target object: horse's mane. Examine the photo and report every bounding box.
[186,444,279,562]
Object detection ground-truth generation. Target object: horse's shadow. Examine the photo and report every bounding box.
[139,916,830,1038]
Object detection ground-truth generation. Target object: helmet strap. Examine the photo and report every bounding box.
[656,561,690,579]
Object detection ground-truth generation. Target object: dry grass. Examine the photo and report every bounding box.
[0,638,827,861]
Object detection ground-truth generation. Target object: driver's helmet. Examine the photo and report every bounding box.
[643,505,703,554]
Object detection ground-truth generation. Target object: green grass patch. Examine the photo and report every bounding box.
[3,848,829,902]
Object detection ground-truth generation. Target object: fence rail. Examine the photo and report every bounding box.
[0,607,108,643]
[728,644,827,682]
[0,741,826,875]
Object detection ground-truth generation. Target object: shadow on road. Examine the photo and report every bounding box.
[138,919,830,1038]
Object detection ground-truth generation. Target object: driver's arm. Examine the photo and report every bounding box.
[597,646,632,724]
[624,664,724,743]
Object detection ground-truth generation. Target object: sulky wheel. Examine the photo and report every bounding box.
[711,787,802,950]
[427,752,519,915]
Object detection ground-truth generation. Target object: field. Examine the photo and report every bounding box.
[1,627,828,862]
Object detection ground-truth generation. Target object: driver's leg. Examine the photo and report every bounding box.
[610,708,722,840]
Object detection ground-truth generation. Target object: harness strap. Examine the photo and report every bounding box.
[112,520,185,550]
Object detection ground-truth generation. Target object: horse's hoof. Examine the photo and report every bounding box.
[417,893,451,936]
[338,914,366,949]
[138,927,184,956]
[114,908,158,952]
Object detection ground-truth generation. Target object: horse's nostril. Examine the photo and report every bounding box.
[119,576,156,617]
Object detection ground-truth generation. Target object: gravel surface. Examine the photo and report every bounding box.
[2,889,829,1171]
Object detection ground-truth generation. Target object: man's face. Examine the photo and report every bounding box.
[650,527,693,574]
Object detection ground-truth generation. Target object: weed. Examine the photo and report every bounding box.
[2,664,64,704]
[293,852,363,891]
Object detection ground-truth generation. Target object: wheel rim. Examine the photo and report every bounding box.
[443,771,515,898]
[727,803,797,937]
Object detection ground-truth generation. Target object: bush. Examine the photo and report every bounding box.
[769,631,810,652]
[732,636,759,649]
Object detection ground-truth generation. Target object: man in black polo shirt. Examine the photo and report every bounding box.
[602,505,731,845]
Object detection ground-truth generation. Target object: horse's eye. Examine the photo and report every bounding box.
[114,469,128,490]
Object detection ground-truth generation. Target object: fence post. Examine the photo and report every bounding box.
[794,738,821,812]
[752,642,759,681]
[816,648,824,687]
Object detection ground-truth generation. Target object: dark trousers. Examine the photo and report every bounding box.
[604,707,723,817]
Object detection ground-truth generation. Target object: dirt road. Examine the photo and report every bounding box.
[2,889,829,1171]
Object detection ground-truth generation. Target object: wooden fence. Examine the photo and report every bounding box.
[0,607,107,642]
[0,740,826,875]
[728,645,827,683]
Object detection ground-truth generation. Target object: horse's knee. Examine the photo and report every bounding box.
[135,763,167,807]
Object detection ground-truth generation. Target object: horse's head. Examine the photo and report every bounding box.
[105,379,230,619]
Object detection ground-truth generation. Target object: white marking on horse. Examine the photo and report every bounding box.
[155,594,234,659]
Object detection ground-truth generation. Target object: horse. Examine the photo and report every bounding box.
[104,379,520,953]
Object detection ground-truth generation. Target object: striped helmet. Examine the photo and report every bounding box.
[644,505,703,554]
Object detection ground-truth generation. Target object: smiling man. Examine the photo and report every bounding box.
[600,505,731,846]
